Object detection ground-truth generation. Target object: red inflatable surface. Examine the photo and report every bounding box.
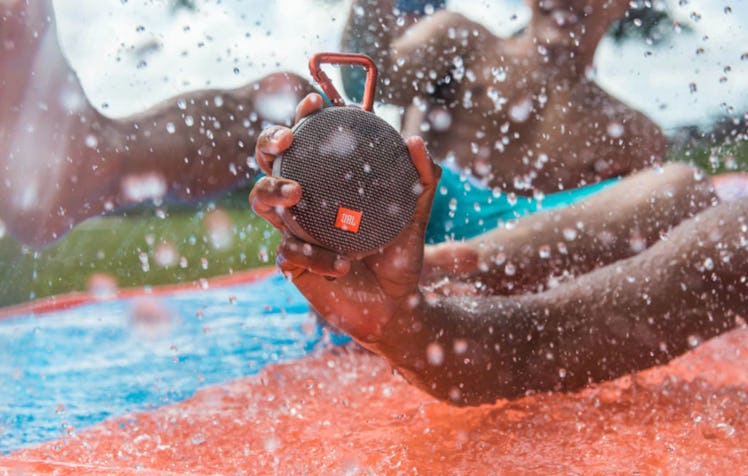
[0,266,277,319]
[3,174,748,473]
[2,325,747,474]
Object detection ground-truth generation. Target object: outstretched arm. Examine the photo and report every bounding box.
[252,96,748,406]
[382,199,747,404]
[0,0,314,247]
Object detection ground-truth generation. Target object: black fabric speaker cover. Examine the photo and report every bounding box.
[273,107,420,256]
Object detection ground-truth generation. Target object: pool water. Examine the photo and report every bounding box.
[0,274,341,453]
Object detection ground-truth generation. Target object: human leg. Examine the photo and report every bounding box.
[446,162,717,295]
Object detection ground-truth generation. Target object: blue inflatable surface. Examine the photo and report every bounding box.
[0,275,342,453]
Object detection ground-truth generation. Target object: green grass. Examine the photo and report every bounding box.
[1,139,746,308]
[0,189,279,307]
[668,137,748,174]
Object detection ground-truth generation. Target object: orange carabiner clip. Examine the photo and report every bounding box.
[309,52,378,112]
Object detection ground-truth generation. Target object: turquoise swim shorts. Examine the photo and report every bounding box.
[425,165,620,244]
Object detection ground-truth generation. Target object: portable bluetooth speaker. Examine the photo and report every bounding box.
[272,53,420,257]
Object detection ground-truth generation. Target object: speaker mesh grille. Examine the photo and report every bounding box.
[277,107,419,256]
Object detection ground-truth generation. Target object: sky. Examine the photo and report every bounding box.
[53,0,748,132]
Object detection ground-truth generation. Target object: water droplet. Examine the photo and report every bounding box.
[255,91,299,123]
[509,98,532,123]
[154,242,177,268]
[562,228,577,241]
[538,245,551,259]
[491,68,506,83]
[263,437,280,452]
[138,252,150,272]
[258,246,269,262]
[184,115,194,127]
[129,298,173,339]
[121,173,167,203]
[85,135,98,149]
[427,343,444,366]
[428,108,452,131]
[687,334,702,348]
[630,234,647,253]
[606,122,624,139]
[205,209,234,249]
[86,273,118,299]
[453,339,468,354]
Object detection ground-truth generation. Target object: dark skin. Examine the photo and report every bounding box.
[343,0,666,193]
[0,0,314,247]
[342,0,717,295]
[442,162,719,296]
[251,94,748,406]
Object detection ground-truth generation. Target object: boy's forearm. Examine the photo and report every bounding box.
[366,200,748,407]
[367,292,533,406]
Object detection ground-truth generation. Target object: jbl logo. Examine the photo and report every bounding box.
[334,207,362,233]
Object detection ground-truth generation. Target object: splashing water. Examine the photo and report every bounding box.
[509,98,532,123]
[129,297,174,340]
[204,209,234,250]
[120,172,167,203]
[254,91,300,124]
[153,241,178,268]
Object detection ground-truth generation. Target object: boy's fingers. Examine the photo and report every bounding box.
[406,136,441,229]
[255,126,294,173]
[294,93,324,123]
[277,236,351,278]
[249,176,302,230]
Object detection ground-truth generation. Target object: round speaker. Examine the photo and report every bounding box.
[273,107,420,257]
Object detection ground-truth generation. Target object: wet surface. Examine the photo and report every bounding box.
[3,325,747,474]
[0,274,321,453]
